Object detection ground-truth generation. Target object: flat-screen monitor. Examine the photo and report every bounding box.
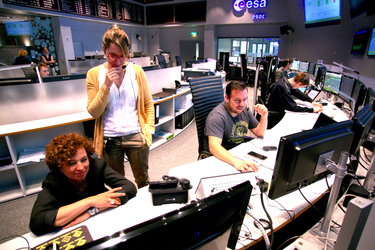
[268,120,354,200]
[308,62,316,75]
[351,29,370,55]
[349,104,375,155]
[351,79,367,114]
[78,182,252,250]
[314,63,323,77]
[299,61,309,72]
[323,71,342,94]
[304,0,341,28]
[313,112,337,129]
[349,0,366,18]
[367,27,375,56]
[315,65,326,88]
[4,21,32,36]
[338,75,356,106]
[290,60,300,71]
[339,75,356,97]
[364,88,375,112]
[229,56,238,64]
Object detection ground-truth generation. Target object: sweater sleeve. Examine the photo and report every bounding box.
[86,66,111,118]
[29,189,61,236]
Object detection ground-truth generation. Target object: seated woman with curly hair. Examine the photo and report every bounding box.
[29,133,137,235]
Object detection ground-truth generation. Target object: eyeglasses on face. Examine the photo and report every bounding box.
[106,53,125,61]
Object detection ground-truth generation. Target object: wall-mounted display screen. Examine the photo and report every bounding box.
[351,29,370,55]
[367,28,375,56]
[304,0,341,28]
[4,21,32,36]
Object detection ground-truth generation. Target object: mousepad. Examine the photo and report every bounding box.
[33,225,92,250]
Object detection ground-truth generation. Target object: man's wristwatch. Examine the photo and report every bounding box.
[87,207,99,216]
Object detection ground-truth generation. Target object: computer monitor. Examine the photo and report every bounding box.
[367,27,375,56]
[364,87,375,112]
[340,75,355,97]
[314,64,323,77]
[338,75,356,107]
[268,120,354,200]
[78,182,252,250]
[315,65,326,88]
[308,62,316,75]
[299,61,309,72]
[323,71,342,94]
[349,104,375,155]
[229,56,238,64]
[290,60,300,71]
[313,112,337,129]
[351,79,367,115]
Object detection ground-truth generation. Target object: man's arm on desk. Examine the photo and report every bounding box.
[250,104,268,137]
[208,136,258,172]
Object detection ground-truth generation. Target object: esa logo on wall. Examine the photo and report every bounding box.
[233,0,267,12]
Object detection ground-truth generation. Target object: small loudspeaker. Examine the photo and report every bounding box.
[280,25,293,35]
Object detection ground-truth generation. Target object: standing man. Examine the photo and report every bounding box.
[86,24,154,188]
[205,81,268,172]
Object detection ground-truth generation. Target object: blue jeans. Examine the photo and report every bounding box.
[103,133,150,188]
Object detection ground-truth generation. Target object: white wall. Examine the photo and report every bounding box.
[206,0,290,25]
[58,17,147,57]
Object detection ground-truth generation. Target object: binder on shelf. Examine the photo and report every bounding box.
[155,131,174,140]
[154,104,160,124]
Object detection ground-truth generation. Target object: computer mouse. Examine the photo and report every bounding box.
[321,102,328,106]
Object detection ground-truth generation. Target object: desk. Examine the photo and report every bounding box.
[0,108,350,249]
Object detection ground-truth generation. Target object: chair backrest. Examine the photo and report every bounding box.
[240,54,248,78]
[189,75,224,155]
[155,54,167,68]
[175,56,182,66]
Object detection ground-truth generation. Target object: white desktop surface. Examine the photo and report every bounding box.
[0,187,185,250]
[0,105,350,250]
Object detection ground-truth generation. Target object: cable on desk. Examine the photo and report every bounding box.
[247,207,271,249]
[266,195,295,221]
[357,158,368,171]
[0,235,30,250]
[362,146,372,162]
[297,186,342,228]
[276,235,336,250]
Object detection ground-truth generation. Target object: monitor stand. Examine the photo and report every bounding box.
[316,152,350,236]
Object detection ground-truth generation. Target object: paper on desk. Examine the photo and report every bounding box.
[17,148,45,164]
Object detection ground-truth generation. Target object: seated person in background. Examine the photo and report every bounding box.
[274,58,292,82]
[29,133,137,236]
[14,49,31,65]
[205,81,268,172]
[37,62,50,78]
[267,72,323,128]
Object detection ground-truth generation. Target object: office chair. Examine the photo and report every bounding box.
[155,54,167,68]
[175,56,182,67]
[189,75,224,160]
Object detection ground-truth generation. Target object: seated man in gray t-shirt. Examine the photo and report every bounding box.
[205,81,268,172]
